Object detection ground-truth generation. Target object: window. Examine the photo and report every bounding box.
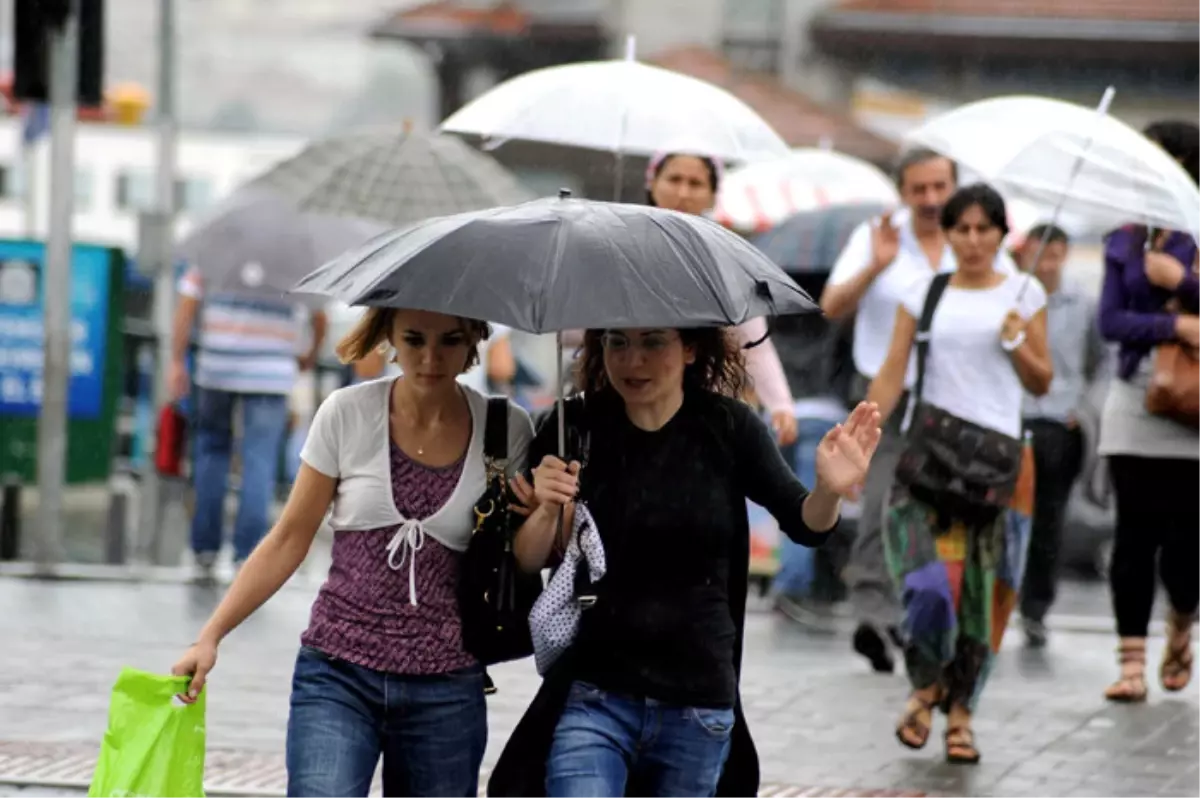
[0,165,18,200]
[115,171,215,214]
[0,163,92,211]
[721,0,784,74]
[177,177,215,214]
[722,0,783,39]
[115,170,156,211]
[74,169,95,213]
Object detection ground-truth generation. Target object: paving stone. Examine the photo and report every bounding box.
[1,578,1195,796]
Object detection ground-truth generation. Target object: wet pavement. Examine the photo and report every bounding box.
[0,575,1195,797]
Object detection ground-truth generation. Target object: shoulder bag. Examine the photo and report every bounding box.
[458,397,543,666]
[893,273,1024,525]
[1145,287,1200,428]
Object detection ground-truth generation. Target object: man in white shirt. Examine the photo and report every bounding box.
[820,149,1017,672]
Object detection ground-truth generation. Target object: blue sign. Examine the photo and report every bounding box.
[0,241,111,419]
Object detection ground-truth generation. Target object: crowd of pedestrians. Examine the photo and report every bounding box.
[164,118,1199,796]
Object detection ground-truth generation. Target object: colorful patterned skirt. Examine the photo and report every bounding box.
[882,443,1035,712]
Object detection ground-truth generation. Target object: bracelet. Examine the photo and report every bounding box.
[1001,330,1027,353]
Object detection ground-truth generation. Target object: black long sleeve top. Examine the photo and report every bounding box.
[528,387,832,709]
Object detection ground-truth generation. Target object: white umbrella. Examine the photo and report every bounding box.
[906,93,1200,240]
[439,40,789,197]
[713,148,899,232]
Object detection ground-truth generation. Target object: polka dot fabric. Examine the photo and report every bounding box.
[529,503,606,676]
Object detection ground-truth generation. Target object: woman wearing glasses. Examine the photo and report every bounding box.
[490,326,882,797]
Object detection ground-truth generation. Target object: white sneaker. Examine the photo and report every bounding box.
[192,552,218,586]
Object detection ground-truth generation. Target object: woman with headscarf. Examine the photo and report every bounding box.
[643,150,799,448]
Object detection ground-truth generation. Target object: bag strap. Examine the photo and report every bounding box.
[913,272,952,408]
[484,396,509,468]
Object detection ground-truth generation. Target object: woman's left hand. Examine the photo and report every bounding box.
[999,310,1027,345]
[814,402,882,500]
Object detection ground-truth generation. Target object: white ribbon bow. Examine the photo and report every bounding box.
[386,519,427,606]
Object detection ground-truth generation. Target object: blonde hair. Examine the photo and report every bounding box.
[334,307,491,371]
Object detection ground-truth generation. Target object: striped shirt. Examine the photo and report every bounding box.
[179,266,303,395]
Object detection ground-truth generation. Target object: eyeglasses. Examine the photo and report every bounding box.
[600,332,678,355]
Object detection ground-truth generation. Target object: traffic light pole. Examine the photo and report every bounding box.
[133,0,178,567]
[33,0,80,574]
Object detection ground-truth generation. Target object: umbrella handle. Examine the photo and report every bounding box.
[556,332,567,544]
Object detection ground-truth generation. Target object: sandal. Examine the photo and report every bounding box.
[945,725,981,765]
[1104,640,1148,703]
[894,692,936,750]
[1161,613,1195,693]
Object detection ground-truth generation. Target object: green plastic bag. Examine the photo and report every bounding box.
[88,667,207,798]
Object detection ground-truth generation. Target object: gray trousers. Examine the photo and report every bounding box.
[842,411,906,629]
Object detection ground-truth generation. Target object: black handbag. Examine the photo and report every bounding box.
[894,273,1023,524]
[458,397,543,667]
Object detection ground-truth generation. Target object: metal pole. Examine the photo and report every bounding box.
[134,0,178,566]
[153,0,178,406]
[33,0,80,574]
[22,132,38,237]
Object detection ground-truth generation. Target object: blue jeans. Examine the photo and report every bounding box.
[773,417,839,598]
[285,646,487,797]
[546,681,734,797]
[190,387,289,561]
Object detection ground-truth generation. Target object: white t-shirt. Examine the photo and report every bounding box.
[900,272,1047,439]
[828,207,1018,384]
[300,378,533,550]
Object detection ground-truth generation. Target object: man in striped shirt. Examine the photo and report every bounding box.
[169,265,326,581]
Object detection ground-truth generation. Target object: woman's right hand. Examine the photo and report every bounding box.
[171,638,218,704]
[532,455,580,508]
[1175,315,1200,348]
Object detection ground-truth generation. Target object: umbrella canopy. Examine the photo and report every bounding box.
[715,149,899,233]
[439,59,789,164]
[751,202,889,275]
[906,95,1200,240]
[293,194,818,334]
[176,188,382,307]
[247,126,535,226]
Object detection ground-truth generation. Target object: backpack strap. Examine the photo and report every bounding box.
[484,396,509,467]
[912,272,952,408]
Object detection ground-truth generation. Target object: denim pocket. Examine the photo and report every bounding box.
[298,645,336,663]
[566,680,606,704]
[688,706,736,738]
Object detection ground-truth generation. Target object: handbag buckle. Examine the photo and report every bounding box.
[576,594,597,609]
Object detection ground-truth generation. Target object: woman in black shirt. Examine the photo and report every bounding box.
[509,326,881,797]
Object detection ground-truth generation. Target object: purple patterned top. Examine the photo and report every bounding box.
[300,440,477,675]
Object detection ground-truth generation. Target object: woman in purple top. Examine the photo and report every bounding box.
[1096,121,1199,704]
[172,307,534,797]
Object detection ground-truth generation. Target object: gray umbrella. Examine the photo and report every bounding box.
[293,193,818,332]
[176,188,382,306]
[247,126,535,226]
[293,192,818,452]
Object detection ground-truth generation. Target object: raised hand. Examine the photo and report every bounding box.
[814,402,882,500]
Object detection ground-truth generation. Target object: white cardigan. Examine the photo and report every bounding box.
[300,378,533,603]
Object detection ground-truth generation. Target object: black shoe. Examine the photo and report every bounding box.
[853,623,895,673]
[887,624,906,649]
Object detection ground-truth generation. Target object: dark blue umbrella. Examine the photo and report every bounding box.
[751,202,888,275]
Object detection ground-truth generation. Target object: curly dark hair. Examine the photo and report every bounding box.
[573,327,749,398]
